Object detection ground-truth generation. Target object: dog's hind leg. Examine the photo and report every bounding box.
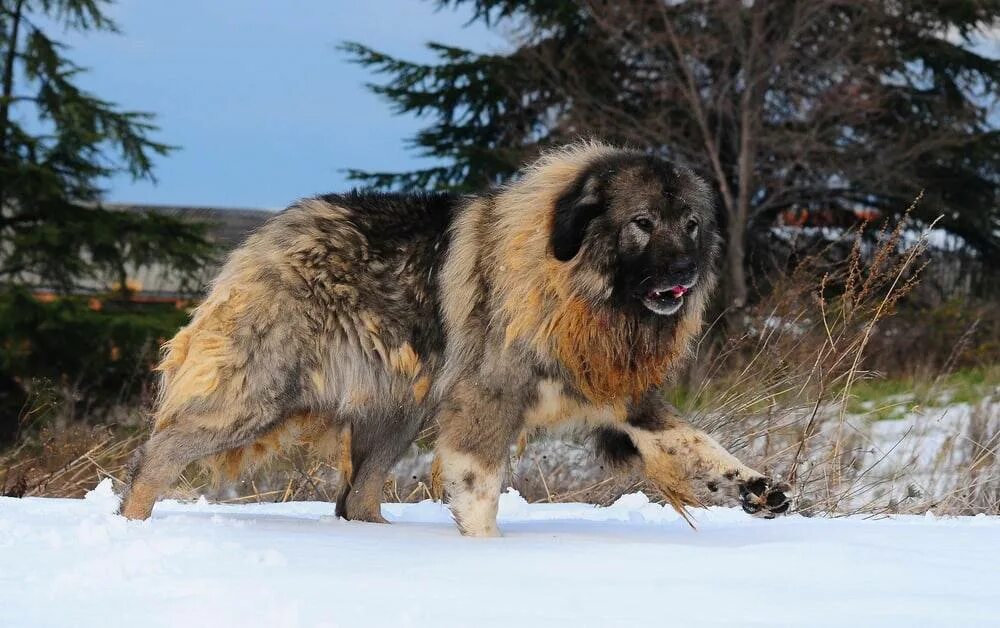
[333,423,354,520]
[119,420,226,520]
[336,409,422,523]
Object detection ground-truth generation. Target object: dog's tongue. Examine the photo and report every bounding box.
[647,285,689,299]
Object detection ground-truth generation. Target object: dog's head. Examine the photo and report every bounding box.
[550,152,720,317]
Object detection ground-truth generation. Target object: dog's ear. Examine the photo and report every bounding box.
[551,174,606,261]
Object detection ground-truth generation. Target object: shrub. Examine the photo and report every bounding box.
[0,288,188,444]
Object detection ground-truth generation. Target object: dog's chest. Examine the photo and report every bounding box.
[522,378,626,429]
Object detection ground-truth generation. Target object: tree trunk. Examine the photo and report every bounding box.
[725,214,748,309]
[0,0,25,152]
[728,101,754,311]
[724,3,763,313]
[0,0,26,213]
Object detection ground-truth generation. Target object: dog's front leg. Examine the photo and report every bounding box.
[618,397,791,518]
[435,381,524,537]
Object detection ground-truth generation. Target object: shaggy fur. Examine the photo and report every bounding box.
[119,142,790,532]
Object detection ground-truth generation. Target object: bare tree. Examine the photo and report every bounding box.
[348,0,1000,309]
[521,0,999,307]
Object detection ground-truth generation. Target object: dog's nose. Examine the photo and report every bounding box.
[668,257,697,284]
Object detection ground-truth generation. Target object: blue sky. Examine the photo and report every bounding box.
[56,2,505,209]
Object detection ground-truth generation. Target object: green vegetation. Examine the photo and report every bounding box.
[668,366,999,423]
[846,366,1000,420]
[0,0,215,443]
[0,289,191,442]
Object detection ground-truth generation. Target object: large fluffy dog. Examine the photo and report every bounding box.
[120,142,790,534]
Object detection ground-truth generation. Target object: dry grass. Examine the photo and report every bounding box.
[0,425,142,499]
[670,206,1000,516]
[3,206,998,516]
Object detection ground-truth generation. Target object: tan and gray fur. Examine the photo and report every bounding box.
[120,142,790,532]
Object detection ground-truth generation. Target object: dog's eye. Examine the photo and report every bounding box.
[686,219,699,236]
[631,217,655,233]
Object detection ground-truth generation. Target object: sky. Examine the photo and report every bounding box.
[55,2,506,209]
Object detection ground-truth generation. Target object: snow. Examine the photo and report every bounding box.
[3,480,999,628]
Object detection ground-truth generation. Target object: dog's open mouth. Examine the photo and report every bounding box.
[641,284,688,315]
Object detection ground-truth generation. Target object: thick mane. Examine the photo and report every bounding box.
[547,296,703,403]
[491,141,709,404]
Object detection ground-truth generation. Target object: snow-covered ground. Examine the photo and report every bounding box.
[3,480,998,628]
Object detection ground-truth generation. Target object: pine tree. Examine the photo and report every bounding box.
[0,0,215,443]
[346,0,1000,307]
[341,1,589,192]
[0,0,214,293]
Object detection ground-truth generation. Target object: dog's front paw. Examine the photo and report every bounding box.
[739,477,791,518]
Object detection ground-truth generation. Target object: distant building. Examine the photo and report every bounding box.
[33,204,274,307]
[113,204,275,249]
